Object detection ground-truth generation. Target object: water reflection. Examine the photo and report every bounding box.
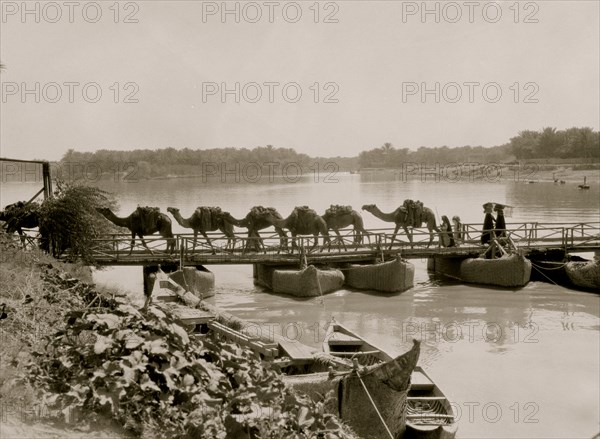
[2,175,599,438]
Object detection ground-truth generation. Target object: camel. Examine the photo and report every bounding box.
[218,206,288,253]
[167,207,235,253]
[263,206,330,253]
[96,206,176,255]
[0,202,40,248]
[321,205,370,250]
[362,203,440,248]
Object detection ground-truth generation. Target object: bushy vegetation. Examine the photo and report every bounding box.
[0,232,357,438]
[37,181,119,264]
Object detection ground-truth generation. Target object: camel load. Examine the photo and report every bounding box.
[324,204,353,217]
[195,206,224,231]
[403,199,424,228]
[135,206,163,232]
[344,258,415,293]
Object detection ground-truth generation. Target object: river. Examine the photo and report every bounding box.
[2,173,599,438]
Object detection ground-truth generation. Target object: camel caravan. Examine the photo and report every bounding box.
[5,198,593,295]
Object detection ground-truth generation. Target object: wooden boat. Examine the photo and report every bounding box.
[254,264,344,297]
[323,318,391,365]
[459,252,531,287]
[151,266,215,303]
[406,366,458,439]
[286,339,422,439]
[565,257,600,291]
[323,318,457,438]
[344,257,415,293]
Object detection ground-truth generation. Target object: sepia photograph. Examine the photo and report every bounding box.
[0,1,599,438]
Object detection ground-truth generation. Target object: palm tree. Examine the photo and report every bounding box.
[381,142,394,155]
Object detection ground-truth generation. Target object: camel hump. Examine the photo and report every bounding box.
[325,204,353,217]
[294,205,316,215]
[250,205,276,218]
[135,206,162,232]
[195,206,223,230]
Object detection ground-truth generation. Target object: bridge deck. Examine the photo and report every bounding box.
[74,221,599,266]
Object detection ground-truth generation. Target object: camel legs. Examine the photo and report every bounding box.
[388,225,413,250]
[330,229,347,252]
[200,231,216,254]
[130,233,154,255]
[244,230,263,254]
[427,226,441,248]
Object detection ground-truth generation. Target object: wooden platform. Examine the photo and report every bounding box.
[156,303,213,326]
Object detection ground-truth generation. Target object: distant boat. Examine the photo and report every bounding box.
[578,176,590,189]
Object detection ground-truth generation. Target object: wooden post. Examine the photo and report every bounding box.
[42,162,52,199]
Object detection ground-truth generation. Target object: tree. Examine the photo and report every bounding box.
[38,181,119,264]
[509,130,539,160]
[537,127,562,158]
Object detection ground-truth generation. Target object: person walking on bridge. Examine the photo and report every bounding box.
[494,204,507,238]
[481,202,495,245]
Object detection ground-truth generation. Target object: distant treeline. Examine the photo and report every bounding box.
[359,127,599,169]
[53,127,599,180]
[58,146,358,180]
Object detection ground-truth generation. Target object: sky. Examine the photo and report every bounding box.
[0,0,598,161]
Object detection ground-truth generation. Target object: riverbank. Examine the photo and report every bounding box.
[0,232,358,439]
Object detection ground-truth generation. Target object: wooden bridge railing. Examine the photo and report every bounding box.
[6,222,600,262]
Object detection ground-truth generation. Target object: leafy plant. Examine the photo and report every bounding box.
[24,270,356,438]
[37,180,119,264]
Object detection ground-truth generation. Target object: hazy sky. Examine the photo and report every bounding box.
[0,0,598,160]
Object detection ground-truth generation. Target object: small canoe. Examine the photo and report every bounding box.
[323,318,391,366]
[406,366,458,439]
[323,318,457,438]
[286,339,421,439]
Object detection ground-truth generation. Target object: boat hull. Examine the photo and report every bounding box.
[255,264,344,297]
[285,340,421,439]
[345,258,415,293]
[150,266,215,299]
[429,253,531,287]
[460,253,531,287]
[565,258,600,291]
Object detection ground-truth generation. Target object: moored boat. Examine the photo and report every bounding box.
[344,257,415,293]
[323,317,392,365]
[151,266,215,303]
[323,318,457,438]
[565,255,600,291]
[285,339,421,439]
[406,366,458,439]
[459,252,531,287]
[255,264,344,297]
